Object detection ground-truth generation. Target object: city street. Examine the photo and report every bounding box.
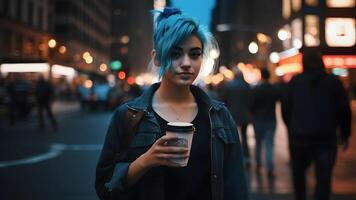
[1,0,355,199]
[0,101,355,200]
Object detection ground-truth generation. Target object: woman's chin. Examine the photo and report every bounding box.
[176,79,194,86]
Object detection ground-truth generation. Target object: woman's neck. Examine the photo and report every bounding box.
[156,80,194,104]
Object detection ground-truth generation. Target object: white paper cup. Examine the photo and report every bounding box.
[165,122,195,167]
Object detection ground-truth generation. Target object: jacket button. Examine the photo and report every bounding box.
[213,175,217,179]
[132,114,136,118]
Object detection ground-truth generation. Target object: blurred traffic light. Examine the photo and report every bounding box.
[110,60,122,70]
[117,71,126,80]
[127,76,135,85]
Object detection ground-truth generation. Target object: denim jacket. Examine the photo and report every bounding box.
[95,83,249,200]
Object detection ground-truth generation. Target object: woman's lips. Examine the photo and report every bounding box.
[176,72,193,75]
[176,72,194,79]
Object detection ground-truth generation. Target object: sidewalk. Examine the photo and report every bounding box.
[0,100,81,127]
[247,101,356,198]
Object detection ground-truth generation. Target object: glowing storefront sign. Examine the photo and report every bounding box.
[276,54,356,77]
[292,0,301,11]
[282,0,291,19]
[0,63,50,73]
[291,18,303,49]
[305,0,318,6]
[325,18,355,47]
[51,64,77,77]
[275,52,303,76]
[332,68,348,77]
[305,15,320,47]
[327,0,355,7]
[323,55,356,68]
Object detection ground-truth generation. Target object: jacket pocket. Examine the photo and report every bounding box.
[130,133,156,147]
[215,127,238,144]
[123,133,156,162]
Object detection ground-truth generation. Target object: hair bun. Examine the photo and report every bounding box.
[161,7,182,18]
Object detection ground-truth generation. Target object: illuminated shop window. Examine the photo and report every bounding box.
[280,24,292,49]
[326,18,355,47]
[305,0,318,6]
[292,18,303,48]
[305,15,320,46]
[283,0,291,19]
[292,0,301,11]
[327,0,355,7]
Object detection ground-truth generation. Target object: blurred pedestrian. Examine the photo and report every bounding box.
[77,84,91,111]
[107,82,124,109]
[251,68,280,177]
[282,49,352,200]
[95,7,248,200]
[92,80,111,110]
[6,73,31,124]
[221,68,253,166]
[35,75,58,131]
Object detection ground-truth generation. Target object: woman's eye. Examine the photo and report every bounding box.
[190,52,201,59]
[171,52,181,59]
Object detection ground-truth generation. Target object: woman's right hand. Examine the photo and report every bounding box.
[139,135,190,169]
[126,135,189,187]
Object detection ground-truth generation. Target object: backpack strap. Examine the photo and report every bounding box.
[120,108,145,151]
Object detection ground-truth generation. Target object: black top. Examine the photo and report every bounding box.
[153,101,212,200]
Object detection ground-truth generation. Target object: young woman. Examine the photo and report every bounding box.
[95,7,249,200]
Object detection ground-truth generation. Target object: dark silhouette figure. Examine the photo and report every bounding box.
[35,76,58,131]
[282,49,352,200]
[251,68,280,177]
[6,74,31,124]
[222,69,253,165]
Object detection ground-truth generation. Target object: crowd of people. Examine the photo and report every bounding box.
[0,73,144,132]
[0,73,58,131]
[219,50,352,200]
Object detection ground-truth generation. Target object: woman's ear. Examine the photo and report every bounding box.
[151,49,160,67]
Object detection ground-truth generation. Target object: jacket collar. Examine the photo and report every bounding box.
[127,82,224,112]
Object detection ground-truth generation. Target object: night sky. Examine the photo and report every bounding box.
[172,0,215,30]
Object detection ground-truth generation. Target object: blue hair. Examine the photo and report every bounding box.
[151,7,219,78]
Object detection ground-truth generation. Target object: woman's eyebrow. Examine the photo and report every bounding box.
[190,47,202,51]
[172,47,183,51]
[173,47,202,51]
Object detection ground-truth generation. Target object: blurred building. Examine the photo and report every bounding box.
[0,0,111,79]
[53,0,111,74]
[0,0,53,63]
[211,0,284,69]
[276,0,355,95]
[111,0,157,76]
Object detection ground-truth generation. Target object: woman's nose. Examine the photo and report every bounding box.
[181,54,191,67]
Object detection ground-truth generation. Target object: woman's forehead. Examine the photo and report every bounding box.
[175,35,202,50]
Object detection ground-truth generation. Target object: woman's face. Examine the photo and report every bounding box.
[162,35,203,86]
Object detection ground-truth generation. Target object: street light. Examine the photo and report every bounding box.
[82,51,91,59]
[48,39,57,48]
[269,52,280,63]
[278,28,290,41]
[257,33,271,43]
[292,39,302,49]
[120,35,130,44]
[248,42,259,54]
[58,45,67,54]
[99,63,108,72]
